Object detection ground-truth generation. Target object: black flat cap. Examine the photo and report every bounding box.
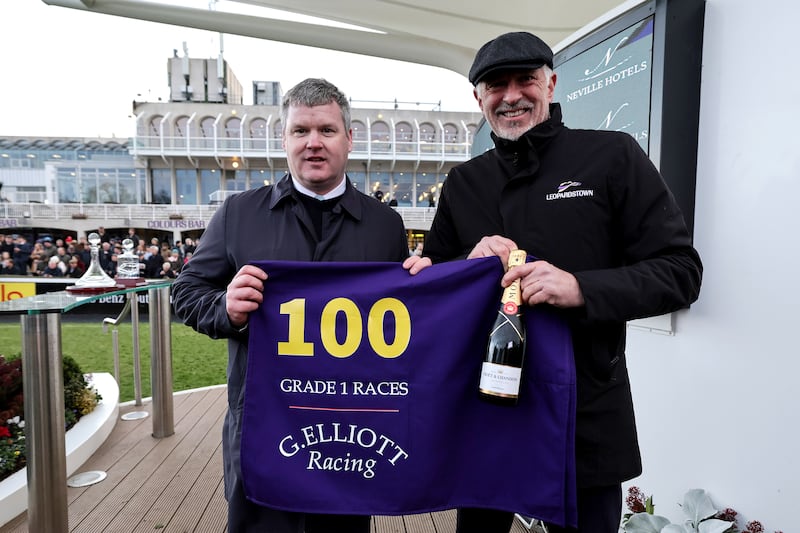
[468,32,554,85]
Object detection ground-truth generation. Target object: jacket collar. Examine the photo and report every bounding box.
[270,174,364,221]
[491,102,564,157]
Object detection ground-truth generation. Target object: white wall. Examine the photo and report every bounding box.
[624,0,800,529]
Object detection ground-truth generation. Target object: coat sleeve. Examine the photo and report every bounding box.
[172,198,243,340]
[423,175,472,263]
[574,136,703,323]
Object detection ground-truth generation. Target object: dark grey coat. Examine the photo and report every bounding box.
[172,175,408,529]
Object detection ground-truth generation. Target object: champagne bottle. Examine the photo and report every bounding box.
[479,249,527,405]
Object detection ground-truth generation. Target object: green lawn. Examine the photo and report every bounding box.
[0,320,228,403]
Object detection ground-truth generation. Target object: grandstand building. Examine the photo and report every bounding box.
[0,57,480,246]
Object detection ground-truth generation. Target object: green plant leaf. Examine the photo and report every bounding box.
[624,513,671,533]
[645,495,656,514]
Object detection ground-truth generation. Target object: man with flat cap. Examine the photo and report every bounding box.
[423,32,703,532]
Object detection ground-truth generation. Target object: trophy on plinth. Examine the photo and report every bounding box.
[67,232,119,294]
[116,238,145,287]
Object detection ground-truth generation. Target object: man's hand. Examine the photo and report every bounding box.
[503,260,585,308]
[403,255,432,275]
[467,235,519,269]
[226,265,268,328]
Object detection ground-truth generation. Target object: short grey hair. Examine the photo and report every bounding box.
[281,78,351,131]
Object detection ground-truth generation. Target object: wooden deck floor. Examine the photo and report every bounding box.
[1,386,535,533]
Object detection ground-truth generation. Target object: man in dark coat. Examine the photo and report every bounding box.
[423,32,703,533]
[172,78,428,533]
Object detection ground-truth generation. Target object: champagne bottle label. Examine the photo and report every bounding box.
[479,249,527,404]
[479,362,523,397]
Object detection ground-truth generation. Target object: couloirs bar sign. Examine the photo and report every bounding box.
[146,219,206,229]
[241,259,579,527]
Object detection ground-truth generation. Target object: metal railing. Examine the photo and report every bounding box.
[132,134,472,163]
[0,202,218,221]
[0,202,438,230]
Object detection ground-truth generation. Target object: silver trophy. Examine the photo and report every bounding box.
[68,232,118,293]
[116,238,144,286]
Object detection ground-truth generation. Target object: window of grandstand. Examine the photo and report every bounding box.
[227,170,248,192]
[152,169,171,204]
[200,170,220,204]
[370,170,389,201]
[148,116,162,148]
[415,172,442,207]
[348,170,366,192]
[272,120,283,151]
[175,116,190,149]
[352,121,367,152]
[97,169,118,203]
[200,117,216,149]
[393,172,413,206]
[249,118,267,151]
[466,123,478,142]
[419,123,437,153]
[57,168,79,203]
[225,117,241,150]
[370,121,390,153]
[443,123,460,153]
[443,123,459,142]
[395,122,414,153]
[177,169,196,204]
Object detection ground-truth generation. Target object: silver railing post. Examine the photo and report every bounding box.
[130,292,143,406]
[103,294,132,385]
[148,285,174,438]
[20,313,69,533]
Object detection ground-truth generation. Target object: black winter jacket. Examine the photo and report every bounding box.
[424,104,702,487]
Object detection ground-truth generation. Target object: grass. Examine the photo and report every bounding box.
[0,320,227,403]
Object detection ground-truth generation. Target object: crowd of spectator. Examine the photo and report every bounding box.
[0,228,197,280]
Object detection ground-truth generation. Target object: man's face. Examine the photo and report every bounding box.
[283,102,352,194]
[474,67,556,141]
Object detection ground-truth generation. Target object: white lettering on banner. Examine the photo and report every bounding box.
[351,381,409,396]
[278,378,409,397]
[307,451,377,479]
[280,379,338,395]
[278,423,409,480]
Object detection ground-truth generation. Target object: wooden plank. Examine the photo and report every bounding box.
[403,512,438,533]
[69,389,223,532]
[193,477,228,533]
[98,388,227,532]
[131,391,227,532]
[431,509,458,532]
[372,514,407,533]
[160,440,225,532]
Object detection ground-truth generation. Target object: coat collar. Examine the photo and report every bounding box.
[270,174,364,221]
[491,102,564,158]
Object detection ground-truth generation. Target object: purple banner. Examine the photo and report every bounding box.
[242,258,577,526]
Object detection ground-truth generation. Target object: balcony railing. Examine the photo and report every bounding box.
[0,202,218,221]
[0,202,438,230]
[131,135,472,163]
